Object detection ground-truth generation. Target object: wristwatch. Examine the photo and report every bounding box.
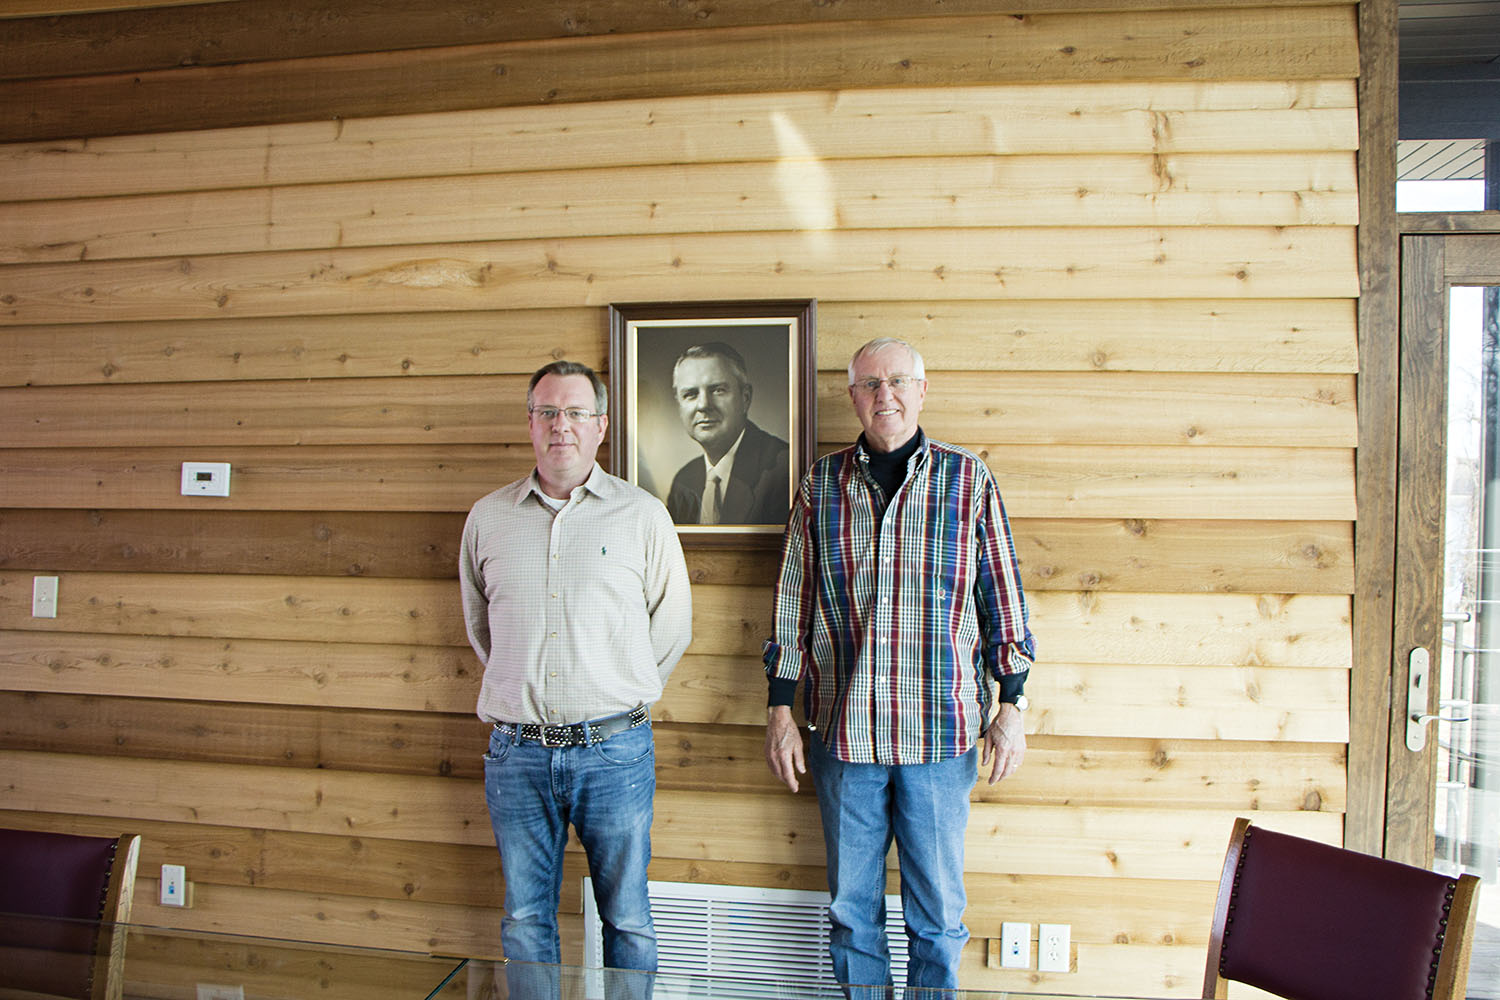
[1007,694,1030,712]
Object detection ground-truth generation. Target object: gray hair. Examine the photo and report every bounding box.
[527,360,608,415]
[847,338,927,384]
[673,342,751,390]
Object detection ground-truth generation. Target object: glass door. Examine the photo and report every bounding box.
[1394,234,1500,998]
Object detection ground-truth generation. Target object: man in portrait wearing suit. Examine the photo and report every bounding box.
[666,342,791,526]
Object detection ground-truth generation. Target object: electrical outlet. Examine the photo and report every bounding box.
[1000,921,1031,969]
[1039,922,1071,972]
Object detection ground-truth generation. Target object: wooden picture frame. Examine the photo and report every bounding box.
[608,300,816,544]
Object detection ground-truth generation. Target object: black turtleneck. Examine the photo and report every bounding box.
[862,430,922,501]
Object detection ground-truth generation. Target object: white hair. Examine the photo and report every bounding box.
[847,338,927,384]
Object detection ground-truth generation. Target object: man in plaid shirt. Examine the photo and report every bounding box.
[763,337,1034,995]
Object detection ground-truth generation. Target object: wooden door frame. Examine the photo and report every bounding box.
[1352,0,1500,858]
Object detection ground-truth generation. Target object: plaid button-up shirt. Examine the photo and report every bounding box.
[763,433,1034,764]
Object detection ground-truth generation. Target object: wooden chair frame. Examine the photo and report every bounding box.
[0,830,140,1000]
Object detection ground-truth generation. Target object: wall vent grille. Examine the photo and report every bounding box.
[583,879,908,998]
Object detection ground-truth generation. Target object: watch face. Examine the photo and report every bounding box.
[1013,694,1030,712]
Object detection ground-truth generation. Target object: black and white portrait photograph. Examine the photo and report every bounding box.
[608,300,816,541]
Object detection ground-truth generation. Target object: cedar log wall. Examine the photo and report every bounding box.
[0,1,1356,996]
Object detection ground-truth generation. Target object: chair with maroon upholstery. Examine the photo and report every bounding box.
[0,828,141,1000]
[1203,817,1480,1000]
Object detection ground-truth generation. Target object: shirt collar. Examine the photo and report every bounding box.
[703,426,748,480]
[855,428,927,467]
[518,462,612,506]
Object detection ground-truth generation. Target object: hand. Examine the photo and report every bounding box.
[981,702,1026,785]
[764,705,806,793]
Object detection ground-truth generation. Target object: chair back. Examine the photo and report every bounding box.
[0,828,141,1000]
[1203,817,1479,1000]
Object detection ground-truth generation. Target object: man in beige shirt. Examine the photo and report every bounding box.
[460,360,692,987]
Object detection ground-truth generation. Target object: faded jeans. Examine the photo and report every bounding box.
[484,720,657,998]
[808,731,977,998]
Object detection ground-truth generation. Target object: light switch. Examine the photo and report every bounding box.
[181,462,231,497]
[32,576,58,618]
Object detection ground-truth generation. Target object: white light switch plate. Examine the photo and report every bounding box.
[32,576,58,618]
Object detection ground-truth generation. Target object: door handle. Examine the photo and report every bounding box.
[1407,647,1432,751]
[1406,647,1475,751]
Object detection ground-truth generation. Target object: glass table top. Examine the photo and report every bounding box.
[0,912,1173,1000]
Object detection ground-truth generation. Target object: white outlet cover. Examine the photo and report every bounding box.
[1039,922,1071,973]
[1000,921,1031,969]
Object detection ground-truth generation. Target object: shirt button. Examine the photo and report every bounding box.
[550,631,558,638]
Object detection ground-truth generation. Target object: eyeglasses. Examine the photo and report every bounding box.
[530,405,603,424]
[851,374,922,395]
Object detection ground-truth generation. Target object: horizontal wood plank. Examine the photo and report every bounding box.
[1011,518,1353,594]
[818,371,1357,448]
[817,298,1359,376]
[0,83,1358,202]
[0,9,1358,142]
[0,308,605,388]
[0,692,1345,809]
[0,152,1358,265]
[0,572,1352,666]
[0,809,516,910]
[0,508,466,578]
[1031,590,1351,668]
[2,630,1353,744]
[126,877,506,959]
[0,445,532,512]
[0,298,1357,390]
[970,444,1356,520]
[0,443,1356,518]
[0,630,479,712]
[0,228,1360,327]
[0,0,1350,82]
[0,510,1354,594]
[0,371,1356,449]
[1027,662,1350,742]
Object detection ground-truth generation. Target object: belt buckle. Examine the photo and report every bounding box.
[539,725,566,747]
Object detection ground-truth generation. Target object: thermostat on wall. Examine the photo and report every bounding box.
[181,462,231,497]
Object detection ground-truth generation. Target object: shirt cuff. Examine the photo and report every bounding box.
[767,676,799,708]
[996,669,1028,705]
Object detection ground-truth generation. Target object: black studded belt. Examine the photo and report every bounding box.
[495,704,649,747]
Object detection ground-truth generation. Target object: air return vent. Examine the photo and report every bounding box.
[584,880,909,998]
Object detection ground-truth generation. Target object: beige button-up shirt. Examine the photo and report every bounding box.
[460,463,693,726]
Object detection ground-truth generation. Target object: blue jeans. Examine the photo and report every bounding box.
[484,721,657,979]
[808,732,976,997]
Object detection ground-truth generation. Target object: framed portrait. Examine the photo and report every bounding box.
[608,300,816,543]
